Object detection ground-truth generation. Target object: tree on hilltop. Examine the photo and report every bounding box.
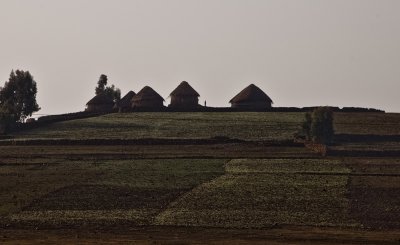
[94,74,121,103]
[95,74,108,95]
[0,70,40,122]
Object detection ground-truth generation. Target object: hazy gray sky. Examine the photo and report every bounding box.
[1,0,399,114]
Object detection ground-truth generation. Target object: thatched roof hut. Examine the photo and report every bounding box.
[86,93,114,112]
[229,84,273,109]
[169,81,200,108]
[131,86,165,109]
[115,91,136,112]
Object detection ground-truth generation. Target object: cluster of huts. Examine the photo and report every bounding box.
[86,82,273,112]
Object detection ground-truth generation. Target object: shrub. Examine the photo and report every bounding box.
[301,107,334,144]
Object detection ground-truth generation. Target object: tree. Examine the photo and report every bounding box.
[0,70,40,122]
[301,107,334,144]
[104,84,121,102]
[95,74,108,95]
[94,74,121,103]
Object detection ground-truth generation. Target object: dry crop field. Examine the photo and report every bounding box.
[1,112,400,244]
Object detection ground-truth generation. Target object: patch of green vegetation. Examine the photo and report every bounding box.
[95,159,225,189]
[226,159,351,174]
[0,158,225,226]
[11,209,157,226]
[334,113,400,135]
[11,112,304,141]
[156,159,357,228]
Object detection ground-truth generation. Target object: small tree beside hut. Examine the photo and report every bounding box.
[94,74,121,103]
[86,74,121,112]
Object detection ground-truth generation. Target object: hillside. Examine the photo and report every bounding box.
[10,112,400,141]
[1,112,400,243]
[12,112,304,141]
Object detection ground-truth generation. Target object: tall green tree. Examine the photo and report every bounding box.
[301,107,334,144]
[0,70,40,122]
[95,74,108,95]
[94,74,121,103]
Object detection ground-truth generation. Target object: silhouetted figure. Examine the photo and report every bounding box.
[204,100,207,107]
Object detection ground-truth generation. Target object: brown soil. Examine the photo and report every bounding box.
[348,176,400,229]
[1,226,399,244]
[24,185,188,211]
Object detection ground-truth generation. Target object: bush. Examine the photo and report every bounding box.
[301,107,334,144]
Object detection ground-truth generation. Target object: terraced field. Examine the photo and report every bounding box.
[1,153,399,231]
[156,159,353,228]
[0,158,225,226]
[334,112,400,136]
[10,112,400,142]
[1,111,400,243]
[11,112,304,141]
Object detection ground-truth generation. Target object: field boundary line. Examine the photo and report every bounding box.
[226,171,400,177]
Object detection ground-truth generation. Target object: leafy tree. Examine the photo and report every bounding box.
[94,74,121,103]
[95,74,108,95]
[104,84,121,102]
[301,107,334,144]
[0,70,40,122]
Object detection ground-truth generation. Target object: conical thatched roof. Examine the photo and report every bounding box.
[229,84,273,103]
[117,91,136,107]
[170,81,200,97]
[86,93,114,105]
[132,86,165,102]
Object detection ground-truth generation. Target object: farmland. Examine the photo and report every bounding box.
[1,112,400,244]
[11,112,304,141]
[9,112,400,141]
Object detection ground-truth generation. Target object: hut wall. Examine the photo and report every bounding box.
[132,99,164,109]
[169,95,199,108]
[118,105,132,112]
[231,101,272,110]
[86,104,114,112]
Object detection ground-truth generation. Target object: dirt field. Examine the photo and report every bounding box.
[1,226,400,244]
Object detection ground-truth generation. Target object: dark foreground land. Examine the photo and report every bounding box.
[2,226,400,244]
[1,112,400,244]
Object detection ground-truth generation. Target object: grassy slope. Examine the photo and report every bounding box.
[334,112,400,135]
[12,112,304,141]
[9,112,400,142]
